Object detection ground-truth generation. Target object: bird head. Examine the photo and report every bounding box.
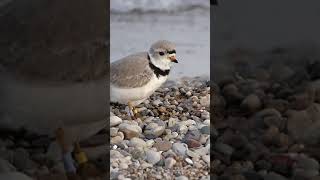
[148,40,178,70]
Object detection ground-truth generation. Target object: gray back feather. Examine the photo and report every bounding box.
[110,52,153,88]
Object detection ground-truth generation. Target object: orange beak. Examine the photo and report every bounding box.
[169,55,178,63]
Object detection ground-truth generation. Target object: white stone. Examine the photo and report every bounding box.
[119,162,129,169]
[110,127,119,136]
[200,94,210,107]
[128,137,146,149]
[172,143,188,156]
[146,139,155,147]
[152,99,162,106]
[110,116,122,127]
[168,118,177,128]
[186,150,200,159]
[176,176,189,180]
[145,150,161,165]
[202,155,210,166]
[185,158,193,165]
[179,125,188,134]
[203,120,210,126]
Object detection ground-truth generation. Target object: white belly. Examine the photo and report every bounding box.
[111,74,167,106]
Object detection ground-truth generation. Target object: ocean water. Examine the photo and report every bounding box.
[110,0,210,80]
[111,0,209,13]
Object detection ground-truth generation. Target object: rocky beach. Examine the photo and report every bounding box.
[0,129,108,180]
[110,77,210,180]
[211,46,320,180]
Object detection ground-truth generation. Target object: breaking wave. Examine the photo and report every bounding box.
[110,0,210,13]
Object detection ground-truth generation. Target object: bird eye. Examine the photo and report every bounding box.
[159,52,165,56]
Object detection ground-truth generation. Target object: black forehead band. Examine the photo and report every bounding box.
[167,50,176,54]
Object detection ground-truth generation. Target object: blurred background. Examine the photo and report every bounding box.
[110,0,210,80]
[212,0,320,82]
[211,1,320,179]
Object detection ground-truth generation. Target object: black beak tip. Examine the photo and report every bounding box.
[173,59,178,63]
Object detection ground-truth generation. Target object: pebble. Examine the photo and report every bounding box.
[110,127,119,136]
[119,162,129,169]
[185,158,193,165]
[153,140,172,151]
[200,126,210,135]
[294,155,319,170]
[176,176,189,180]
[202,155,210,165]
[214,142,234,156]
[130,148,145,160]
[128,137,146,149]
[145,139,155,148]
[287,103,320,144]
[110,115,123,127]
[178,124,188,134]
[253,108,283,129]
[168,118,178,128]
[186,139,201,148]
[184,130,201,141]
[110,150,124,159]
[111,136,123,145]
[201,111,210,120]
[171,132,179,138]
[241,94,262,112]
[181,120,196,126]
[186,91,192,97]
[118,174,131,180]
[203,120,210,126]
[164,157,176,168]
[141,161,153,169]
[153,99,163,106]
[144,120,166,139]
[199,134,210,144]
[172,143,188,156]
[200,94,210,107]
[193,147,209,156]
[186,150,200,159]
[109,79,210,178]
[145,150,161,165]
[119,123,142,139]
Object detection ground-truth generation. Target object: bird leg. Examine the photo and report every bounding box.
[127,101,139,120]
[55,128,81,180]
[73,142,88,166]
[73,142,100,178]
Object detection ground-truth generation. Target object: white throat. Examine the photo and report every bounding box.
[148,53,171,71]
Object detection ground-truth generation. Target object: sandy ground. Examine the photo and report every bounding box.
[110,8,210,80]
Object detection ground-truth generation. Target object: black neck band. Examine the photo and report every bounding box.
[148,55,170,78]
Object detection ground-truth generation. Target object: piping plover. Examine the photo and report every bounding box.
[111,40,178,118]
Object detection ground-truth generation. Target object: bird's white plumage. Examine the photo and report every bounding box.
[111,73,167,106]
